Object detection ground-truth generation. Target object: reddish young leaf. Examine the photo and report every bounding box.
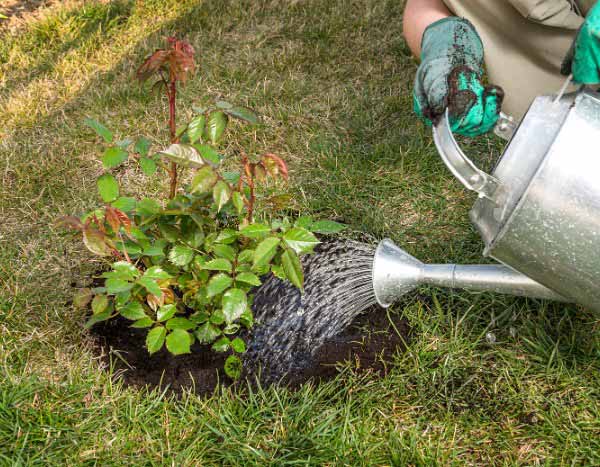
[105,206,132,234]
[57,216,83,231]
[137,49,170,82]
[253,163,266,182]
[137,38,196,85]
[262,153,288,180]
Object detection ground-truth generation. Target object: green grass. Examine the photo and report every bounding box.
[1,0,599,464]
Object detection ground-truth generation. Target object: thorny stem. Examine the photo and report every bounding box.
[241,153,256,224]
[118,231,132,263]
[168,79,178,199]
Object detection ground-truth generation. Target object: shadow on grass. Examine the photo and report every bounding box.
[0,1,133,97]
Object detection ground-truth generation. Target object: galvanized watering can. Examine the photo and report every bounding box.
[372,88,600,312]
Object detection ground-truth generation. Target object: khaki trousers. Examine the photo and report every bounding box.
[442,0,596,119]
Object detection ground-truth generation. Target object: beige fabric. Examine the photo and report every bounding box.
[442,0,595,119]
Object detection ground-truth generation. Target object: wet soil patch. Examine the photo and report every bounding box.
[91,307,410,396]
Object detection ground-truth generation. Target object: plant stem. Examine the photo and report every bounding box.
[168,79,178,199]
[242,155,255,223]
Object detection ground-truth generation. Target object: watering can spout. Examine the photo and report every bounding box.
[372,239,570,308]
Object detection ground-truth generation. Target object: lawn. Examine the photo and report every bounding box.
[1,0,599,464]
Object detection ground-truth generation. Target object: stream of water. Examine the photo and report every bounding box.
[245,240,377,382]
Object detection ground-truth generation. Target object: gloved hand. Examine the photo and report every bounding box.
[561,2,600,84]
[413,17,504,137]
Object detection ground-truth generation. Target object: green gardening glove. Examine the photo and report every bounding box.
[561,2,600,84]
[413,17,504,137]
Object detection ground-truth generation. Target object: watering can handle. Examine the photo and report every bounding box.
[432,110,509,202]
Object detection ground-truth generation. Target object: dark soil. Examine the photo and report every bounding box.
[91,307,410,396]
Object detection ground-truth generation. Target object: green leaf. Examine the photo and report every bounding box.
[134,136,151,156]
[212,244,236,261]
[187,115,206,143]
[166,317,195,331]
[129,228,148,241]
[84,118,113,143]
[84,309,112,329]
[143,240,167,257]
[222,288,247,324]
[182,222,205,248]
[232,191,244,214]
[282,227,319,254]
[166,329,192,355]
[224,355,242,379]
[310,220,347,234]
[207,273,233,297]
[101,149,125,172]
[131,317,153,328]
[139,157,157,176]
[216,100,233,110]
[114,291,131,308]
[195,144,221,165]
[223,323,240,335]
[74,288,93,308]
[137,276,163,297]
[210,309,226,325]
[112,261,140,280]
[195,322,221,344]
[105,278,133,294]
[238,249,254,263]
[212,336,230,352]
[204,258,232,272]
[97,174,119,203]
[159,144,205,168]
[271,264,287,280]
[190,166,217,193]
[235,272,261,286]
[111,197,136,212]
[224,106,259,124]
[119,301,148,321]
[190,310,209,324]
[239,308,254,328]
[146,326,166,354]
[222,171,240,184]
[169,245,195,266]
[240,223,271,238]
[91,294,109,315]
[102,146,128,169]
[137,198,161,216]
[157,304,177,322]
[294,216,313,229]
[253,237,280,268]
[116,241,142,256]
[282,249,304,290]
[144,266,171,280]
[158,223,179,242]
[231,337,246,353]
[215,229,238,244]
[213,180,230,212]
[205,111,228,144]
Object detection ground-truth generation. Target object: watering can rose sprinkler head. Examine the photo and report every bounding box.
[371,239,570,308]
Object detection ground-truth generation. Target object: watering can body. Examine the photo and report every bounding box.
[433,89,600,312]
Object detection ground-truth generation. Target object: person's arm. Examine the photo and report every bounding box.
[403,0,452,57]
